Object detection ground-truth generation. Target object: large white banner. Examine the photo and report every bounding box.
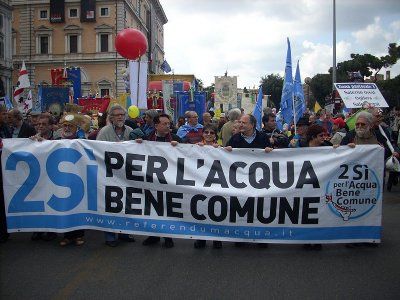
[1,139,384,244]
[334,83,388,108]
[129,61,148,109]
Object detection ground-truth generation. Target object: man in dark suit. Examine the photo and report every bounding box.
[8,109,36,138]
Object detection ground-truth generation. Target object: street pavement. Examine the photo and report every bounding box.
[1,186,399,299]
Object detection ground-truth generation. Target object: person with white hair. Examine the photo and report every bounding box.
[340,111,400,191]
[97,104,135,247]
[221,108,242,146]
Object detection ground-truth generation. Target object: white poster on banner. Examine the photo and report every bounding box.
[129,61,148,109]
[2,139,384,244]
[334,83,388,108]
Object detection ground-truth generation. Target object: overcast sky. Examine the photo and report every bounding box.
[159,0,400,88]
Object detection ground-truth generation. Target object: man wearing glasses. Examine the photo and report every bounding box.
[177,111,203,144]
[97,104,136,247]
[135,114,180,248]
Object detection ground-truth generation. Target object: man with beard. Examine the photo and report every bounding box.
[97,105,135,247]
[341,111,399,159]
[340,111,399,248]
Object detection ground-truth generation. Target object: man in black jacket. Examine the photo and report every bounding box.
[226,114,273,151]
[8,109,36,138]
[225,114,273,248]
[262,113,289,148]
[135,114,180,248]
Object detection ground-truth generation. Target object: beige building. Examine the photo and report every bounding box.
[11,0,167,98]
[0,0,13,99]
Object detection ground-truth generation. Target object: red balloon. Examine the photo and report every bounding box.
[115,28,148,60]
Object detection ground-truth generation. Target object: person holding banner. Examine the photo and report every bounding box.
[54,114,86,246]
[225,114,273,247]
[97,104,135,247]
[262,113,289,149]
[194,124,223,249]
[29,113,58,241]
[301,124,332,250]
[341,110,399,192]
[288,116,309,148]
[135,113,180,248]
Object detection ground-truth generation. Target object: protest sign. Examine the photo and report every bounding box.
[2,139,384,244]
[334,83,388,108]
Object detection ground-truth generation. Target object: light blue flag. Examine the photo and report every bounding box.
[253,86,263,131]
[293,60,306,123]
[275,109,283,131]
[280,38,293,125]
[4,95,13,110]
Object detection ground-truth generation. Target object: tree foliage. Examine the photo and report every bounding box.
[377,75,400,107]
[309,73,331,107]
[332,43,400,82]
[260,74,284,108]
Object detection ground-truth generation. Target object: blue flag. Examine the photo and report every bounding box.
[275,109,283,131]
[279,38,293,125]
[4,95,13,110]
[293,60,306,123]
[161,60,172,73]
[253,86,263,131]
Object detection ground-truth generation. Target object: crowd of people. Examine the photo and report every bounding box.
[0,103,399,250]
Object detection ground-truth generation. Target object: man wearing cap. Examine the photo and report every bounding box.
[330,117,347,145]
[177,111,203,144]
[289,116,309,148]
[55,114,86,246]
[97,104,135,247]
[27,110,41,132]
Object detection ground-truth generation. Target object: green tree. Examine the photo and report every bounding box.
[332,42,400,82]
[309,74,331,107]
[260,74,284,108]
[377,75,400,107]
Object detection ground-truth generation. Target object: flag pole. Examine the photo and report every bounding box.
[136,53,141,108]
[292,91,297,136]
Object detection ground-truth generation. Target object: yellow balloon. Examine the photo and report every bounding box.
[128,105,140,119]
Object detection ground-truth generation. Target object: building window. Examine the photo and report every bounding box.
[100,34,109,52]
[0,36,4,60]
[0,15,3,31]
[100,88,109,97]
[39,10,48,20]
[40,36,49,54]
[100,7,109,17]
[69,35,78,53]
[69,8,78,18]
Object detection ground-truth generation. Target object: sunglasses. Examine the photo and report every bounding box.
[204,131,215,135]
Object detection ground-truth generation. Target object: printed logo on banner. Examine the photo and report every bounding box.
[325,163,380,221]
[5,147,98,213]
